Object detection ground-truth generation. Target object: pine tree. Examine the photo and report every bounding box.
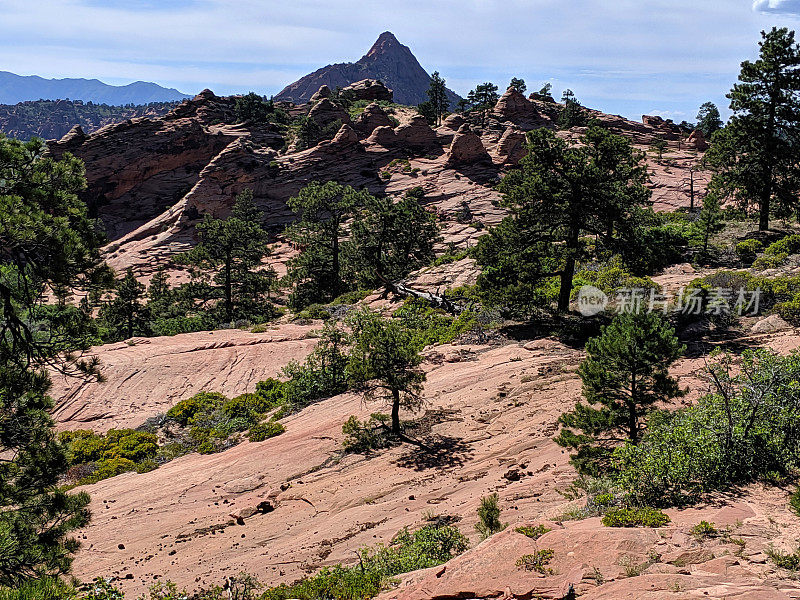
[509,77,527,94]
[285,181,371,307]
[474,125,651,314]
[346,309,425,435]
[426,71,449,126]
[558,89,586,129]
[555,311,685,474]
[0,135,104,584]
[344,187,440,287]
[695,102,723,137]
[101,268,149,340]
[178,189,275,322]
[705,27,800,231]
[467,82,499,124]
[695,193,725,255]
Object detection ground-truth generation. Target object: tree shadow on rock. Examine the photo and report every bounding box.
[394,434,474,471]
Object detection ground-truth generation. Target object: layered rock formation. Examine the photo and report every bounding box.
[275,32,460,107]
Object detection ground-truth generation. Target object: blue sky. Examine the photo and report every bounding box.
[2,0,800,121]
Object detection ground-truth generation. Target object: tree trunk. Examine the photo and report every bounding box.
[391,388,401,435]
[628,374,638,443]
[224,253,233,322]
[558,224,580,313]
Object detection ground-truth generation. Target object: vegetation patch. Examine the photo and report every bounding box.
[516,549,555,574]
[601,507,670,528]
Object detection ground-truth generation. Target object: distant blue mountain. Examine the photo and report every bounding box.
[0,71,191,105]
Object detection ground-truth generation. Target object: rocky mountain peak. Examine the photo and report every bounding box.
[275,32,461,107]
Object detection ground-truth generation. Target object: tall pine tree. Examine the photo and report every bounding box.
[705,27,800,230]
[0,135,105,584]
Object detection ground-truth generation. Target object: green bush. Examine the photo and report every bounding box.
[735,239,763,264]
[0,578,77,600]
[753,252,788,270]
[247,421,285,442]
[601,507,670,528]
[475,493,506,539]
[613,350,800,506]
[342,414,393,453]
[514,524,552,539]
[78,457,138,485]
[765,234,800,257]
[768,547,800,571]
[80,578,124,600]
[691,520,717,539]
[166,392,227,426]
[516,549,555,574]
[394,299,478,349]
[572,261,658,298]
[790,487,800,516]
[261,523,467,600]
[222,393,271,422]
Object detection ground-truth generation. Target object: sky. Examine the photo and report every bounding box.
[2,0,800,121]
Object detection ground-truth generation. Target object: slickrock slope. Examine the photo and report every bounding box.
[276,32,461,107]
[51,324,318,433]
[56,323,800,599]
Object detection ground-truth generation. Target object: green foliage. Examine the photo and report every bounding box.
[475,493,506,539]
[704,28,800,231]
[514,524,552,539]
[425,71,449,125]
[474,125,651,314]
[393,299,478,348]
[0,134,104,584]
[735,239,763,264]
[651,138,668,161]
[261,523,467,600]
[0,577,77,600]
[691,520,718,539]
[99,268,150,341]
[60,428,159,485]
[342,414,393,453]
[696,102,723,138]
[695,194,725,255]
[790,487,800,516]
[166,392,227,426]
[346,309,426,434]
[509,77,527,94]
[285,181,370,308]
[516,549,555,574]
[177,189,277,323]
[234,92,287,125]
[601,507,670,528]
[613,349,800,506]
[247,421,285,442]
[571,261,658,298]
[344,188,440,288]
[558,89,587,129]
[466,82,499,124]
[768,547,800,571]
[556,311,684,474]
[280,320,349,408]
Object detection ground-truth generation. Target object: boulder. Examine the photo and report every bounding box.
[309,85,332,103]
[494,126,527,165]
[493,87,535,121]
[685,129,709,151]
[340,79,393,102]
[442,113,465,131]
[56,124,87,148]
[751,314,791,334]
[394,115,438,151]
[446,124,491,165]
[330,123,360,146]
[307,98,351,128]
[366,125,397,147]
[352,102,394,136]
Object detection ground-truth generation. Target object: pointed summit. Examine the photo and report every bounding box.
[275,32,460,107]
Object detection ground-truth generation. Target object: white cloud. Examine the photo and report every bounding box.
[753,0,800,14]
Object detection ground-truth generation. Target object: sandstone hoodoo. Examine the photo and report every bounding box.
[276,31,461,107]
